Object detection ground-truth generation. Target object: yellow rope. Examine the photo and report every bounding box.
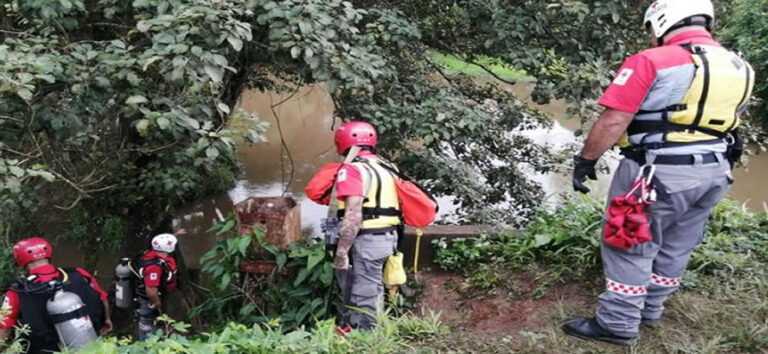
[414,228,422,274]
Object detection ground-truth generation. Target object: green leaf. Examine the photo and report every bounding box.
[290,46,302,59]
[239,303,257,317]
[320,262,333,285]
[293,268,310,287]
[204,65,224,83]
[306,250,324,272]
[17,88,33,101]
[219,273,231,290]
[276,253,287,269]
[181,117,200,130]
[157,117,170,130]
[35,74,56,84]
[206,147,219,159]
[534,234,553,247]
[8,166,24,178]
[143,56,163,71]
[238,236,251,255]
[263,244,280,256]
[136,20,151,32]
[217,103,230,114]
[27,170,55,182]
[226,36,243,51]
[212,54,228,67]
[217,219,235,234]
[171,322,190,333]
[298,22,311,34]
[136,119,149,136]
[125,95,149,105]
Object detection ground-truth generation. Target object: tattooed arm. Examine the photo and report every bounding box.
[333,195,364,270]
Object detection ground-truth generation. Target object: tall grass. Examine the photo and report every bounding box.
[71,310,445,354]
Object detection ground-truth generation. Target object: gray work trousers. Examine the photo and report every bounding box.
[136,297,158,341]
[336,230,398,330]
[596,155,730,337]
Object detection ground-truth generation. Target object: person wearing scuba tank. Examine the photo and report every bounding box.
[133,231,182,340]
[566,0,755,345]
[0,237,112,353]
[331,121,400,331]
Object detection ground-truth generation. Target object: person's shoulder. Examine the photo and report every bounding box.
[634,45,692,68]
[73,267,94,277]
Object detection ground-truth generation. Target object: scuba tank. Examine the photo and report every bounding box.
[114,257,134,309]
[46,281,98,350]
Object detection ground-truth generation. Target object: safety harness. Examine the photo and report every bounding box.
[626,43,754,149]
[11,268,103,354]
[129,252,176,300]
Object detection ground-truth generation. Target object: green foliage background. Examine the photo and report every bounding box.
[0,0,763,265]
[721,0,768,134]
[0,0,655,252]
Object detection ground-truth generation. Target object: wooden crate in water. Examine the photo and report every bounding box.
[233,197,301,251]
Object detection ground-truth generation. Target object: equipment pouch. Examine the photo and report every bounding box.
[321,217,340,245]
[383,252,406,286]
[726,131,744,170]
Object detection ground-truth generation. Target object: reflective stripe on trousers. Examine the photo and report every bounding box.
[596,156,730,337]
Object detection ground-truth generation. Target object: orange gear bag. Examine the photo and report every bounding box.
[376,162,438,228]
[305,163,342,205]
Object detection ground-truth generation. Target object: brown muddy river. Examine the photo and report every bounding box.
[55,83,768,288]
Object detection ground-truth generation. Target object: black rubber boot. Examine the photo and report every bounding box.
[641,317,662,328]
[562,317,638,346]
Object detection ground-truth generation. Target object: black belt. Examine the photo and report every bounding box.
[625,152,722,165]
[360,226,398,235]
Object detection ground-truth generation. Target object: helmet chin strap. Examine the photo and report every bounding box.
[658,18,713,46]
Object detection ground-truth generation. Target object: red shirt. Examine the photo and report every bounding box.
[142,250,177,292]
[599,29,721,113]
[0,264,107,329]
[336,150,376,199]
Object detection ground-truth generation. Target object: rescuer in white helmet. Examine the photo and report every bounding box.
[566,0,755,345]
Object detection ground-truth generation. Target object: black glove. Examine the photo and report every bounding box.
[573,155,598,194]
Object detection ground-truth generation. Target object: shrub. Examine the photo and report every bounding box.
[722,0,768,131]
[73,312,444,353]
[433,196,768,293]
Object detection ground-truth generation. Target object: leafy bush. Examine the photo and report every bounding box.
[689,199,768,280]
[722,0,768,132]
[74,311,443,353]
[194,218,338,331]
[434,196,768,295]
[433,195,604,277]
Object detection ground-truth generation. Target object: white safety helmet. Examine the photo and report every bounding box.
[151,233,178,253]
[644,0,715,39]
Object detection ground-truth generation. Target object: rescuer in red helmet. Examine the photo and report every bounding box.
[328,121,401,332]
[0,237,112,353]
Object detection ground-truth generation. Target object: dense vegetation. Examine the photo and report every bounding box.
[2,0,764,250]
[721,0,768,137]
[0,0,655,254]
[0,0,765,351]
[191,224,341,331]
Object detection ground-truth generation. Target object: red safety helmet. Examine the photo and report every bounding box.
[334,121,377,155]
[13,237,53,268]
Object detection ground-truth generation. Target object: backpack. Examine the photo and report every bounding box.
[305,163,343,205]
[374,162,438,228]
